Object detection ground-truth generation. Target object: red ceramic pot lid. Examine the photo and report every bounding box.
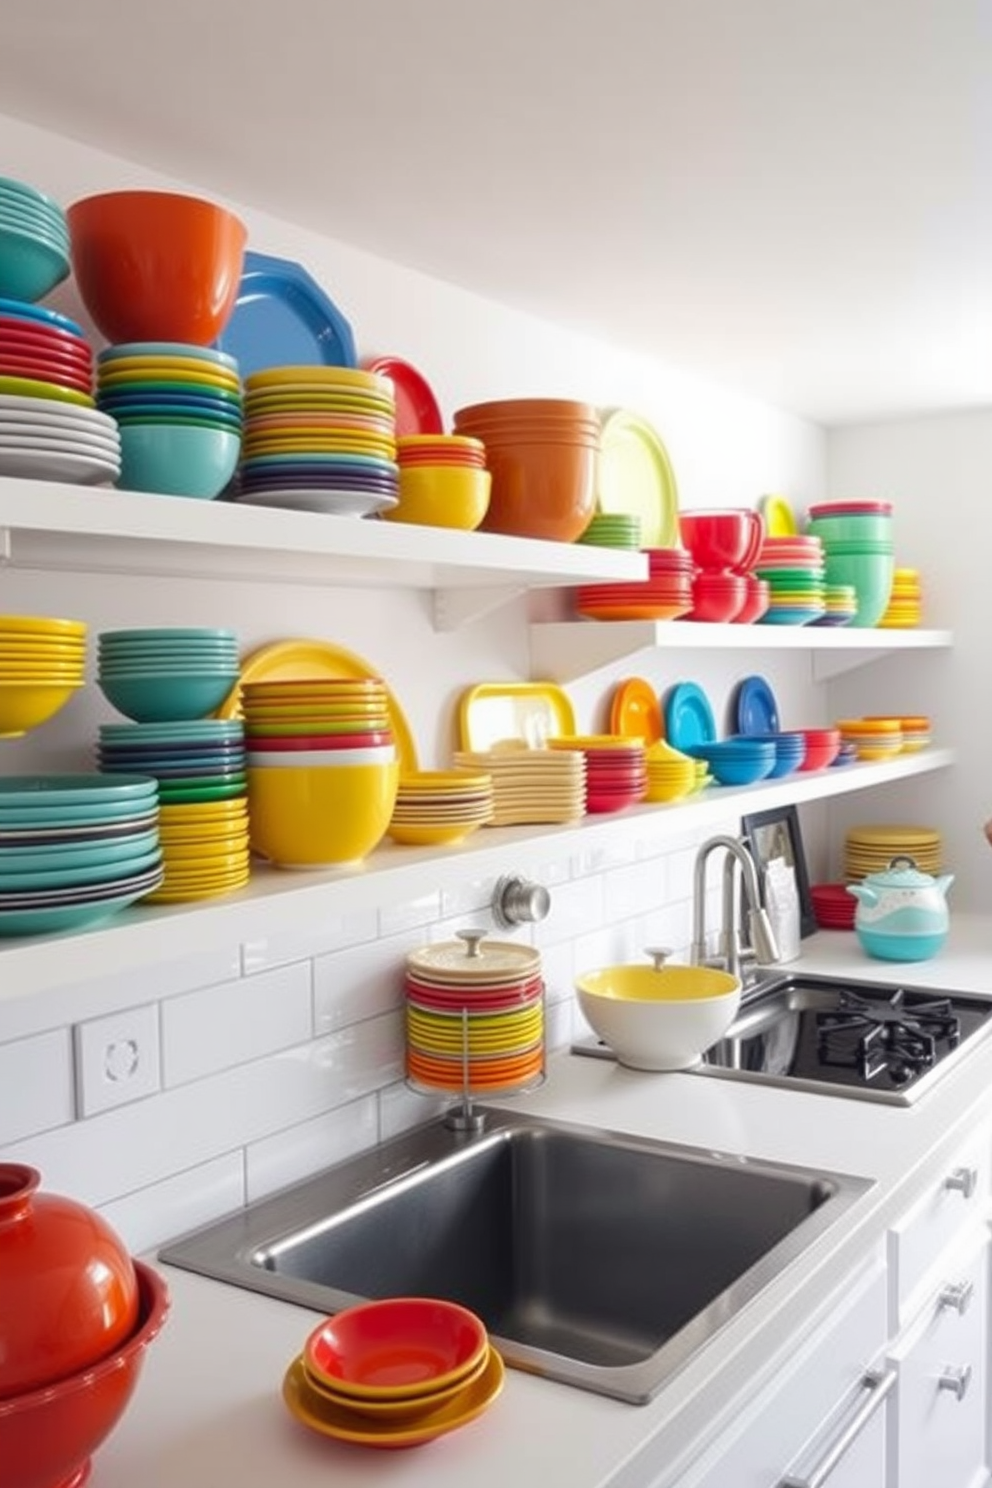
[362,356,443,436]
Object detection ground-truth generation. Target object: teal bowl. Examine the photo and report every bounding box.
[98,671,240,723]
[822,551,895,627]
[117,421,241,499]
[0,224,70,302]
[807,514,893,544]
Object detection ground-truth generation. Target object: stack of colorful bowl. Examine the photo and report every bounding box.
[730,730,806,778]
[844,824,943,881]
[97,628,241,724]
[235,366,398,516]
[0,614,87,738]
[869,713,931,751]
[0,776,162,937]
[574,546,694,621]
[95,343,242,499]
[679,508,765,623]
[805,501,895,627]
[835,716,904,761]
[242,678,400,867]
[452,398,599,542]
[388,769,494,846]
[284,1298,503,1450]
[452,743,586,825]
[404,933,544,1096]
[752,532,827,624]
[683,736,777,786]
[643,740,698,802]
[878,567,923,627]
[578,512,641,549]
[0,175,70,303]
[547,734,647,812]
[384,435,490,529]
[97,720,248,902]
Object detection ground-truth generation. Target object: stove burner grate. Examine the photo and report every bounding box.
[816,988,961,1084]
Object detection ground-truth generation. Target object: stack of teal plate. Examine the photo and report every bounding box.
[0,775,162,937]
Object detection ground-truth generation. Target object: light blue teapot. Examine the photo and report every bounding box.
[847,855,953,961]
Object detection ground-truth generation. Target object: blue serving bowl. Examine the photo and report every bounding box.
[116,421,241,499]
[98,671,240,723]
[0,224,70,302]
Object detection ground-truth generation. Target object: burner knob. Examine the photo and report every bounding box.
[939,1280,974,1315]
[944,1166,979,1199]
[938,1365,972,1401]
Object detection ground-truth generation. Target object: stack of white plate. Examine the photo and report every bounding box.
[0,390,120,485]
[452,743,586,825]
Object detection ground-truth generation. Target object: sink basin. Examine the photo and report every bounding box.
[159,1109,870,1403]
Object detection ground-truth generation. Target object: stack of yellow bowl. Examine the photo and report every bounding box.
[388,770,493,846]
[643,740,698,802]
[0,615,87,738]
[835,716,904,761]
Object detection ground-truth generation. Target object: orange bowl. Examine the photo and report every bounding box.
[67,191,247,346]
[0,1261,169,1488]
[303,1297,488,1401]
[471,437,598,542]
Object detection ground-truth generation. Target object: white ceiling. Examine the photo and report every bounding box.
[2,0,991,426]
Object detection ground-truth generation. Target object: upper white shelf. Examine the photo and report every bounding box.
[0,745,954,1003]
[529,618,954,681]
[0,479,647,628]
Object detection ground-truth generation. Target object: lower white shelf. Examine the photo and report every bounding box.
[0,747,954,1004]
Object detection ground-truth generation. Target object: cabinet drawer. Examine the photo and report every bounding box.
[887,1231,989,1488]
[887,1126,990,1326]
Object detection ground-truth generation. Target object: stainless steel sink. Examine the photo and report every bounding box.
[159,1108,871,1403]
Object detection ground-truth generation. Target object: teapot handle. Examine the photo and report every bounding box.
[888,854,918,871]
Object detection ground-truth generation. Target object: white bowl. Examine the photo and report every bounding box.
[575,963,741,1071]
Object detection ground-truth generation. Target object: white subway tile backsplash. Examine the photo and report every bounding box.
[378,888,442,937]
[162,963,313,1087]
[99,1152,245,1255]
[532,875,604,948]
[571,836,638,878]
[603,858,666,921]
[241,909,378,975]
[536,939,575,1006]
[0,1028,73,1142]
[379,1079,448,1142]
[246,1094,378,1202]
[312,929,417,1034]
[439,873,498,919]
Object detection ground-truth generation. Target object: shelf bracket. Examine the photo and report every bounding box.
[0,527,10,566]
[433,583,525,631]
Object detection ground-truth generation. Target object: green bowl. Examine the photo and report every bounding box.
[822,551,895,627]
[98,671,240,723]
[117,421,241,499]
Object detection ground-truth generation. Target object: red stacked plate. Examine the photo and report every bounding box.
[0,306,94,398]
[574,546,694,621]
[548,735,647,813]
[810,883,857,930]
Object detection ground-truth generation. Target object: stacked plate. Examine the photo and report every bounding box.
[835,716,904,761]
[643,740,698,802]
[388,770,494,847]
[0,300,92,398]
[547,735,647,812]
[753,533,826,624]
[242,677,394,746]
[810,883,857,930]
[574,546,694,621]
[0,613,87,738]
[843,824,943,881]
[0,176,70,303]
[0,775,162,937]
[235,366,399,516]
[96,342,242,429]
[879,567,923,628]
[404,934,544,1095]
[97,628,241,725]
[577,512,642,549]
[97,721,248,900]
[810,583,857,626]
[452,743,586,825]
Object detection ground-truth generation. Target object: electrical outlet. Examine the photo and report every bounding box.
[74,1004,161,1117]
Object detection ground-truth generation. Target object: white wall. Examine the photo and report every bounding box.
[0,112,836,1251]
[826,410,992,914]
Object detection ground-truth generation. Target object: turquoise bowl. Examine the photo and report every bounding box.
[98,671,239,723]
[822,551,895,627]
[0,224,70,302]
[807,514,893,544]
[116,421,241,499]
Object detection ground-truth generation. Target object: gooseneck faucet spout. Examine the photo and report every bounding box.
[691,834,779,982]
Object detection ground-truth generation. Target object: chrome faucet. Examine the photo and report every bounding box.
[691,834,779,984]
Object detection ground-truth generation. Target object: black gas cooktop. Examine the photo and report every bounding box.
[572,971,992,1106]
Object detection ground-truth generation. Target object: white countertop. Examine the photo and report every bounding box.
[96,917,992,1488]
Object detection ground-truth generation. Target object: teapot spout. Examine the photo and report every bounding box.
[934,874,955,898]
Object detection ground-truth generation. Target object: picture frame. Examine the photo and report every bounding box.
[740,803,816,938]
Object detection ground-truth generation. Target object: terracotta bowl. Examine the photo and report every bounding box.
[467,435,598,542]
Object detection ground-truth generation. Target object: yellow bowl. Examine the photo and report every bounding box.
[248,761,400,867]
[388,820,483,847]
[384,466,491,530]
[643,777,694,803]
[0,679,85,738]
[575,963,741,1071]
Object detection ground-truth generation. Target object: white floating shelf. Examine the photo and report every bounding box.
[0,747,954,1003]
[529,618,954,681]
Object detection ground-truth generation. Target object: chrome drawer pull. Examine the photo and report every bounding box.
[944,1166,978,1198]
[780,1366,896,1488]
[938,1280,974,1314]
[938,1364,972,1400]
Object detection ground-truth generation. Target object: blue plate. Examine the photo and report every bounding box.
[0,297,84,337]
[663,682,717,752]
[734,675,781,736]
[214,250,357,378]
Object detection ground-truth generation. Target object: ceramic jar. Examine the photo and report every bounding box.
[0,1163,139,1397]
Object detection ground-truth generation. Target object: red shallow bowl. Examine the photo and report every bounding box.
[0,1261,169,1488]
[795,728,842,771]
[304,1297,488,1401]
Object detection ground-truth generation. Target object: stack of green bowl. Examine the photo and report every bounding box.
[805,501,894,628]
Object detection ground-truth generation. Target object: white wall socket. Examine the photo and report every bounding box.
[74,1003,161,1117]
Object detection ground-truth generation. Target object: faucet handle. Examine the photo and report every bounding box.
[644,946,673,970]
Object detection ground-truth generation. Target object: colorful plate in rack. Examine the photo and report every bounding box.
[733,674,781,735]
[216,638,418,772]
[214,250,358,377]
[595,408,679,548]
[609,677,663,744]
[457,682,576,752]
[663,682,718,752]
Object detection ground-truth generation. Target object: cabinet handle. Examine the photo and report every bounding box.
[943,1166,978,1198]
[938,1364,972,1401]
[938,1280,974,1314]
[780,1366,896,1488]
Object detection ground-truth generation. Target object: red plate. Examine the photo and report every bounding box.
[0,313,90,353]
[362,355,443,436]
[0,329,92,368]
[0,355,92,393]
[243,730,392,750]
